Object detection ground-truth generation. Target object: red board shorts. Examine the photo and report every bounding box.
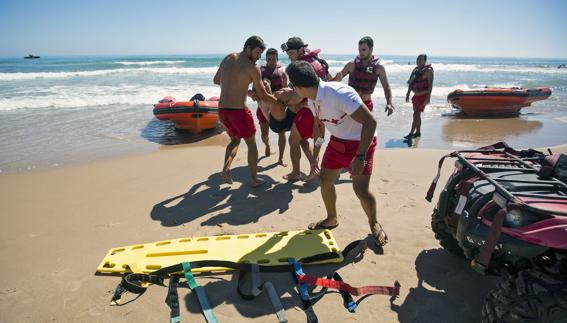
[363,100,374,111]
[412,94,427,113]
[218,107,256,139]
[293,107,314,140]
[322,135,377,175]
[256,106,267,124]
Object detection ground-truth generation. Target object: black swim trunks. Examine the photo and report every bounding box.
[268,109,296,133]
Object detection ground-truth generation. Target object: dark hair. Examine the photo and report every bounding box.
[266,48,278,58]
[358,36,374,49]
[286,61,319,88]
[418,53,427,62]
[243,36,266,51]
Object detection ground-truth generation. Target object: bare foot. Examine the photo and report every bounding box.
[251,178,266,188]
[221,170,233,185]
[277,159,288,167]
[283,172,304,182]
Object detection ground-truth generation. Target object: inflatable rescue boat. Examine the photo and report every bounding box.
[153,94,219,133]
[447,87,552,116]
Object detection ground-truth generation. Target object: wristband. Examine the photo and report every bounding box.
[315,137,325,147]
[355,154,365,161]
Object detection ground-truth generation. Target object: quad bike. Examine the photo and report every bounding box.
[426,142,567,322]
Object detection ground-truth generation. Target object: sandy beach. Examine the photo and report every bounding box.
[3,139,565,322]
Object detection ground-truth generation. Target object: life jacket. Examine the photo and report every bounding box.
[299,49,329,80]
[408,64,433,92]
[261,64,285,92]
[348,55,381,94]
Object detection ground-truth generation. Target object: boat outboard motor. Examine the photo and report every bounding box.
[190,93,206,101]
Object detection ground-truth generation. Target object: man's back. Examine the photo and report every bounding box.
[218,53,253,108]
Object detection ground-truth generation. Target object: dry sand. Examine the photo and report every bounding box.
[1,140,565,322]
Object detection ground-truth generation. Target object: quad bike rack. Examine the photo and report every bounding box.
[454,149,567,208]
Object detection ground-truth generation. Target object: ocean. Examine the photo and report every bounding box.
[1,54,566,173]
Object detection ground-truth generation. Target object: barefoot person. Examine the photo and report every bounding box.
[213,36,280,187]
[280,37,332,181]
[286,61,389,247]
[405,54,433,139]
[332,36,394,116]
[255,48,289,166]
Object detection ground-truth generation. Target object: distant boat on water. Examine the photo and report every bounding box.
[24,54,40,59]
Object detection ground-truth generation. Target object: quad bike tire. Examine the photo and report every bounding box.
[431,208,464,257]
[482,268,567,323]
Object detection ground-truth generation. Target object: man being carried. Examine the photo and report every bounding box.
[332,36,394,116]
[252,48,289,166]
[213,36,281,187]
[286,61,389,247]
[405,54,433,139]
[279,37,332,181]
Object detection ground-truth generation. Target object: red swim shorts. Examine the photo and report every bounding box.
[363,100,374,111]
[411,94,427,113]
[293,107,314,140]
[218,107,256,139]
[256,106,267,124]
[322,136,377,175]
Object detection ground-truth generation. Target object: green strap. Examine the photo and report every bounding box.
[182,262,198,290]
[182,262,218,323]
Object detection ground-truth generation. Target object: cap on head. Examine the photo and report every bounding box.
[281,37,308,52]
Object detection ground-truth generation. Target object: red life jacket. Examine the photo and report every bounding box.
[409,64,433,92]
[261,64,285,92]
[299,49,329,80]
[348,56,381,94]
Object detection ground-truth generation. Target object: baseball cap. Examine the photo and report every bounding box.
[281,37,308,52]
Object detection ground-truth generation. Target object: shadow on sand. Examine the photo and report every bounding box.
[151,165,318,227]
[391,248,500,323]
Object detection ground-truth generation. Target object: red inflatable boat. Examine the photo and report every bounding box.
[153,94,219,133]
[447,87,552,116]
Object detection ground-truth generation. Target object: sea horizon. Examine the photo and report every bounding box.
[3,53,567,60]
[1,53,566,173]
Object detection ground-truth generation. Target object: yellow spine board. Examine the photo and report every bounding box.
[97,229,343,274]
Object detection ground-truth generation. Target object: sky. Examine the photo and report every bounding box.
[1,0,566,58]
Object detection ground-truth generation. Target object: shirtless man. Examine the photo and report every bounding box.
[279,37,332,181]
[332,36,394,116]
[286,61,388,247]
[405,54,433,139]
[213,36,280,187]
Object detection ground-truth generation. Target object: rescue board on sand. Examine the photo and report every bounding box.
[97,229,343,274]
